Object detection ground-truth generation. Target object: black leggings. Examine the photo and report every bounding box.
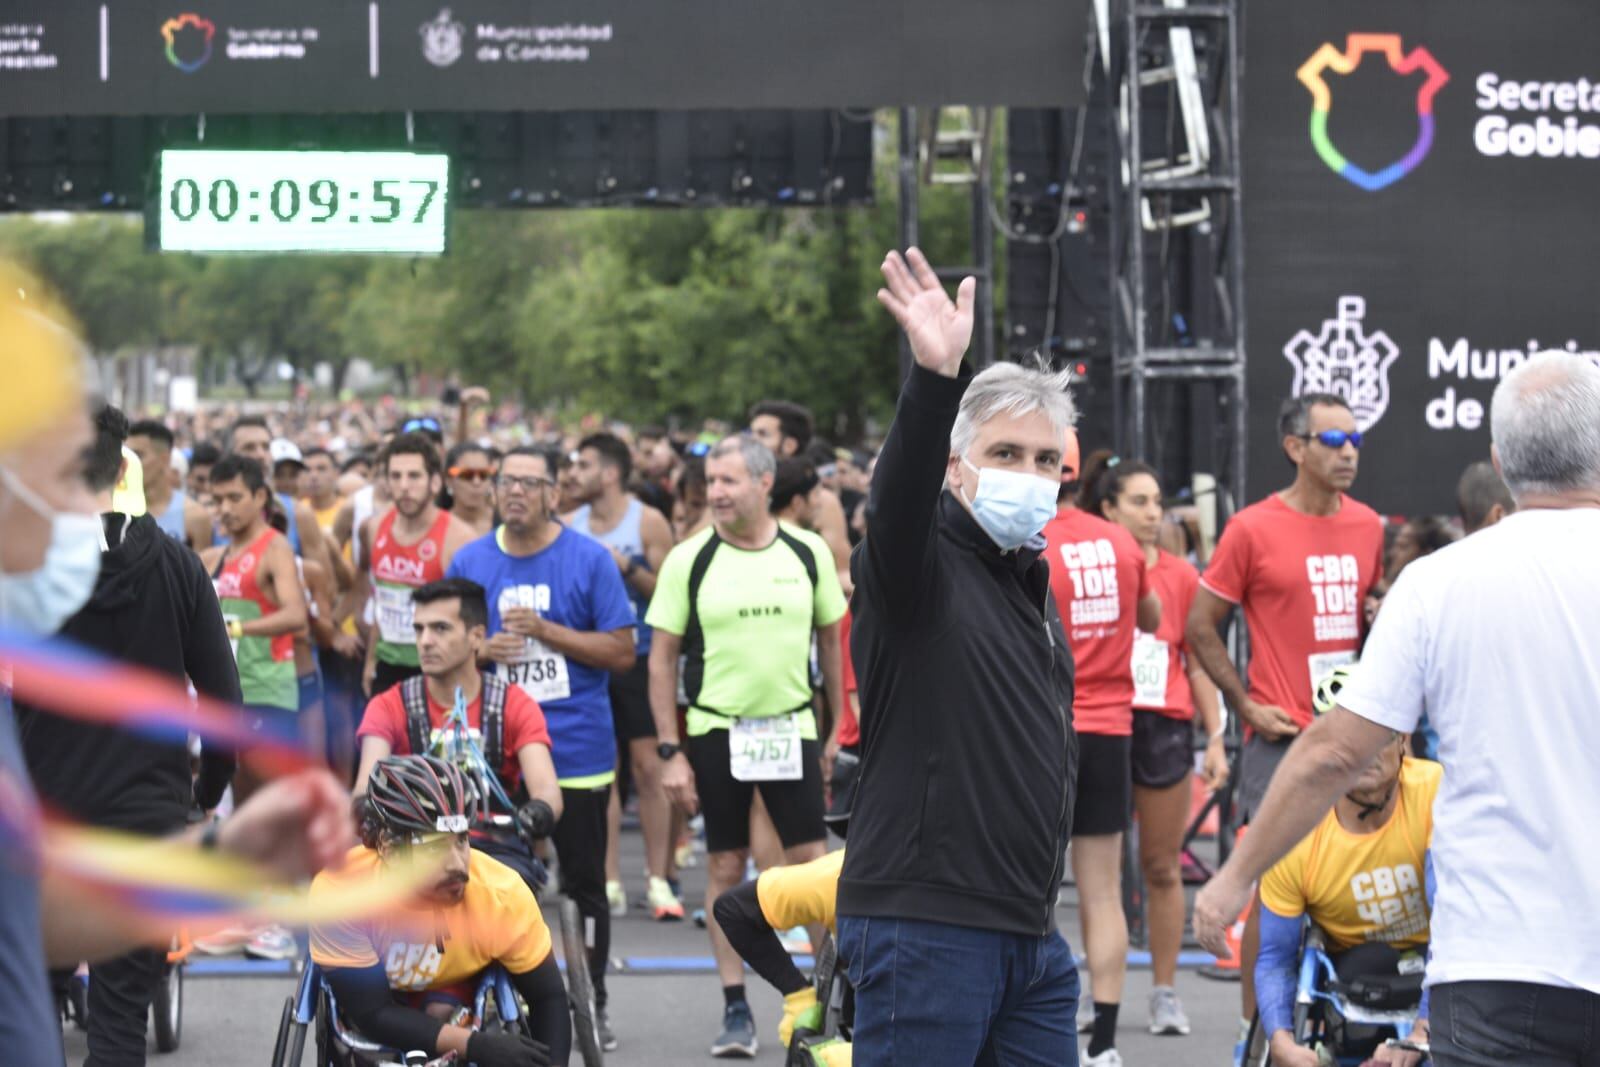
[551,784,611,1011]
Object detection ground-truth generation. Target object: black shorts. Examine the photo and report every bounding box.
[609,656,656,744]
[688,727,826,854]
[1071,732,1132,837]
[1131,710,1194,790]
[1236,732,1294,825]
[371,658,421,698]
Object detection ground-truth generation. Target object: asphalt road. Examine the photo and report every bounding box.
[64,825,1247,1066]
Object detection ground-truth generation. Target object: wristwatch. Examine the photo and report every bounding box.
[657,742,681,761]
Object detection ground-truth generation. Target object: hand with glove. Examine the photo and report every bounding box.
[466,1028,551,1067]
[779,987,824,1047]
[514,799,557,843]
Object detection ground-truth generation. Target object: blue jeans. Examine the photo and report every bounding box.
[837,916,1080,1066]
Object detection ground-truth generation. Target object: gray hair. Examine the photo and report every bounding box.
[708,435,777,480]
[950,361,1077,457]
[1489,353,1600,499]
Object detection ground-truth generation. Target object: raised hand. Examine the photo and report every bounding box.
[876,248,974,378]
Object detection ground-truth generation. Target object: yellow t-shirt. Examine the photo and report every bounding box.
[757,850,845,935]
[1260,757,1441,954]
[310,846,552,991]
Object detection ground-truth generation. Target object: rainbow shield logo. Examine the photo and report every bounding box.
[1298,34,1449,191]
[161,13,216,73]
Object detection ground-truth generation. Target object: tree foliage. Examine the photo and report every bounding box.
[0,132,988,439]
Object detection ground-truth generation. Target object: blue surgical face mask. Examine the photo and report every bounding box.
[0,465,103,635]
[960,456,1059,551]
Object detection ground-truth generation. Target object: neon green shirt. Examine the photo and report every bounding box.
[646,523,846,739]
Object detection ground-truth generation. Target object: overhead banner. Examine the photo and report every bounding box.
[1243,0,1600,515]
[0,0,1089,115]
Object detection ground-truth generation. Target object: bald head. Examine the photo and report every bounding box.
[1489,354,1600,501]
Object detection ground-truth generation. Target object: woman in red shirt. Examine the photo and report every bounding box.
[1044,450,1161,1066]
[1083,451,1228,1040]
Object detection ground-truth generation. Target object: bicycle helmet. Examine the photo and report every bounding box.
[1312,663,1357,716]
[364,754,480,847]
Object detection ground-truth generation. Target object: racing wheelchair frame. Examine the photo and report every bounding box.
[1243,926,1426,1066]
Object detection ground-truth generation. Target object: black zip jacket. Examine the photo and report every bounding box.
[838,364,1077,937]
[17,513,241,832]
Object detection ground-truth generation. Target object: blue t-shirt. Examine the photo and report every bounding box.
[0,703,66,1065]
[447,526,634,782]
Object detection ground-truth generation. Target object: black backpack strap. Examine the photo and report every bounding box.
[680,532,724,711]
[400,675,431,757]
[480,671,508,776]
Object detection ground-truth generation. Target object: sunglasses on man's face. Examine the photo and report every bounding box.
[449,467,495,483]
[1302,429,1363,450]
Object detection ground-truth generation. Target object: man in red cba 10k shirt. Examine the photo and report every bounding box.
[1183,391,1383,1050]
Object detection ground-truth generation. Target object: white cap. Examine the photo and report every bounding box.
[269,438,305,468]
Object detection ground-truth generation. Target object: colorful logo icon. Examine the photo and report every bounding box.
[161,13,215,73]
[1298,34,1449,191]
[1282,296,1400,432]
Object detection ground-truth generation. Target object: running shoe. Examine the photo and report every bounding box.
[193,925,253,956]
[244,924,299,961]
[1081,1048,1122,1067]
[710,1001,759,1058]
[647,875,685,921]
[598,1008,618,1052]
[606,879,627,918]
[674,840,699,870]
[1149,985,1192,1036]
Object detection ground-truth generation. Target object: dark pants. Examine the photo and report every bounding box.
[552,783,611,1012]
[1433,981,1600,1066]
[84,946,167,1066]
[838,915,1080,1066]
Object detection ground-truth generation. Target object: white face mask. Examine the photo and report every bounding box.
[960,456,1059,551]
[0,465,102,635]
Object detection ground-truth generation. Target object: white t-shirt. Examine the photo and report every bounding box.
[1339,508,1600,993]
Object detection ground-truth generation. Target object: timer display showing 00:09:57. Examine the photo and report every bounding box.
[168,178,440,225]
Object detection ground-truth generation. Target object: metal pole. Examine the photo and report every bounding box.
[1226,2,1248,512]
[1125,0,1149,461]
[897,107,920,383]
[971,126,996,369]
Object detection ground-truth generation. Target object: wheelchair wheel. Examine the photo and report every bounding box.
[271,997,294,1067]
[152,959,182,1052]
[559,898,604,1067]
[1242,1010,1271,1067]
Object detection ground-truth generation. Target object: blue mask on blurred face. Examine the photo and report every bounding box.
[960,456,1057,551]
[0,465,102,636]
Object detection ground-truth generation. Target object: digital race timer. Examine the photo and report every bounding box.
[153,149,450,255]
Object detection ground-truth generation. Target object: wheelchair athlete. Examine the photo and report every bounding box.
[714,850,851,1066]
[310,755,572,1066]
[1256,727,1440,1067]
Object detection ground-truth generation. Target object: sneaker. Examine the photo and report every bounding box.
[675,840,699,870]
[710,1001,759,1058]
[193,925,253,956]
[1149,985,1192,1036]
[597,1008,618,1052]
[1081,1048,1122,1067]
[244,924,298,961]
[779,925,812,956]
[607,879,627,918]
[648,876,685,921]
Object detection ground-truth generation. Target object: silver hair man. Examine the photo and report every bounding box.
[1490,353,1600,499]
[950,361,1078,458]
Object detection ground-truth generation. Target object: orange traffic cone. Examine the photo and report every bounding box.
[1200,827,1250,981]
